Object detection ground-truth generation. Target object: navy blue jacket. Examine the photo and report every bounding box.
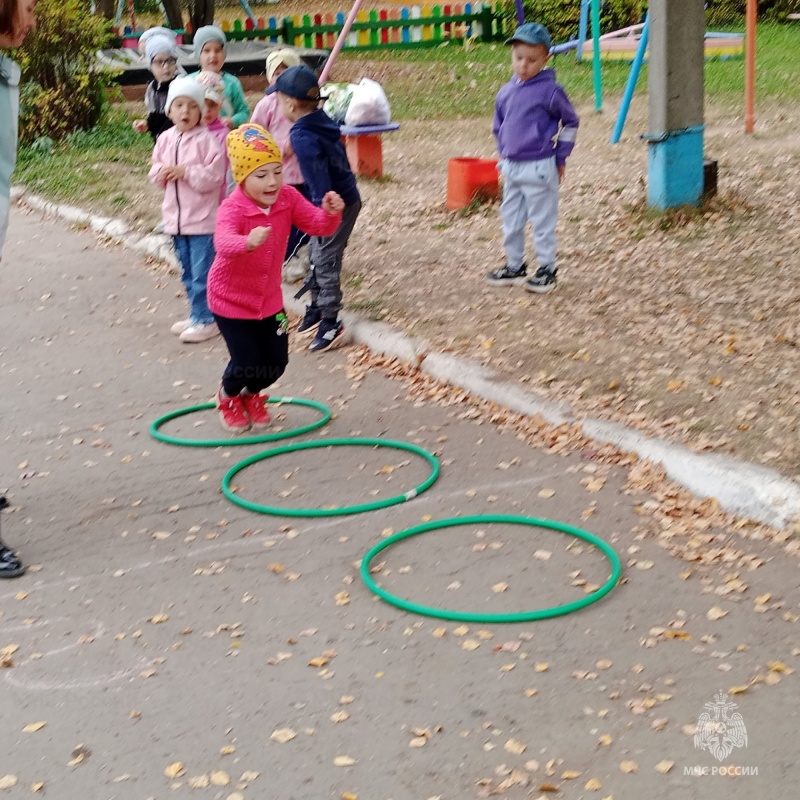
[289,109,360,207]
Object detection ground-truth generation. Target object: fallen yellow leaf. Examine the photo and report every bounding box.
[335,591,350,606]
[333,756,356,767]
[585,777,602,790]
[707,606,728,621]
[619,760,638,774]
[0,776,17,789]
[163,762,185,779]
[655,760,674,774]
[270,728,296,744]
[504,738,526,755]
[209,771,230,786]
[22,722,46,733]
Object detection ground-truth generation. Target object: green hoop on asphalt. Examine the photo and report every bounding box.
[221,437,440,517]
[360,514,622,623]
[149,397,332,447]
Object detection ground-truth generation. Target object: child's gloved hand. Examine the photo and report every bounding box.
[222,117,235,130]
[247,226,271,251]
[321,191,344,215]
[132,119,148,134]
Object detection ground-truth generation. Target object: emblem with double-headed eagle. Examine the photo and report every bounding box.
[694,691,748,761]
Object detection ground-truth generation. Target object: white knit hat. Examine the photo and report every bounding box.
[165,76,207,115]
[145,34,179,67]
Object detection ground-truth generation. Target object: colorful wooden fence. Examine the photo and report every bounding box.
[121,3,503,50]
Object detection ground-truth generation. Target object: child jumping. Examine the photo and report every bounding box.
[132,34,180,141]
[190,25,249,129]
[270,65,361,351]
[149,77,227,343]
[486,22,579,293]
[207,124,344,432]
[251,48,309,263]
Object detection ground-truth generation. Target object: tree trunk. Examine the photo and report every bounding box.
[190,0,216,33]
[95,0,116,21]
[161,0,184,30]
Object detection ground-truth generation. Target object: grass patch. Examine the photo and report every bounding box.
[15,110,152,206]
[335,22,800,118]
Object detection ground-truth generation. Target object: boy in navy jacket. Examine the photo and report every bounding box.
[269,65,361,351]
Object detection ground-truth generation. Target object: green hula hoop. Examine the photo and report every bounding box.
[149,397,332,447]
[222,437,440,517]
[360,514,622,623]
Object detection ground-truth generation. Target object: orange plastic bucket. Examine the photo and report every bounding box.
[446,157,500,210]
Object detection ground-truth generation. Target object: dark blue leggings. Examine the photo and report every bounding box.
[214,311,289,396]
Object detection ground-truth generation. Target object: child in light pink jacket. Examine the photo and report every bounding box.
[207,124,343,433]
[149,77,227,343]
[250,48,308,261]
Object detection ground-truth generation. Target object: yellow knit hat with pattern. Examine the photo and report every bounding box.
[226,124,282,185]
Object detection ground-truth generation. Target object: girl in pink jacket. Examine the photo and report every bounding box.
[149,77,226,343]
[207,124,343,433]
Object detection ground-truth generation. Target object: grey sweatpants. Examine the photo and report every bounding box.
[308,199,362,320]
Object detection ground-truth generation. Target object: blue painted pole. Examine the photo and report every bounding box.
[591,0,602,110]
[514,0,525,26]
[577,0,589,61]
[238,0,257,26]
[610,13,649,144]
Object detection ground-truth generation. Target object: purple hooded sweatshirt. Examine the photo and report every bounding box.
[492,69,579,166]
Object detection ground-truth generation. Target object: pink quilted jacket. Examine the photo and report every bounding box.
[208,185,341,319]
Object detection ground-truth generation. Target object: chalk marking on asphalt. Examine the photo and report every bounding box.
[0,469,568,592]
[2,617,157,692]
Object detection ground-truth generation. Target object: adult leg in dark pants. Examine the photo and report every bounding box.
[0,496,25,578]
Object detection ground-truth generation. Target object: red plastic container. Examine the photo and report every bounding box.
[446,157,500,210]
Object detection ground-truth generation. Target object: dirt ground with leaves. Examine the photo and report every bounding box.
[117,91,799,483]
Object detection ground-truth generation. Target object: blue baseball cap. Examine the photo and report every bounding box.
[505,22,552,50]
[266,64,321,101]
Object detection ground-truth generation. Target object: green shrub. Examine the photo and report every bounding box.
[499,0,646,45]
[14,0,114,143]
[706,0,800,25]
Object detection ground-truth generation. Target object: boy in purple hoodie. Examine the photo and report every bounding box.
[486,22,579,293]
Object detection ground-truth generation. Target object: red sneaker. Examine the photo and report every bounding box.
[242,392,271,427]
[217,388,251,433]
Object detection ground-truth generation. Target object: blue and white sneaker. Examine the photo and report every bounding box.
[309,318,345,352]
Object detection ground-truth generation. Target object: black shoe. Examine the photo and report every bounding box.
[486,263,527,286]
[297,304,322,333]
[0,543,25,578]
[524,266,557,294]
[309,318,345,352]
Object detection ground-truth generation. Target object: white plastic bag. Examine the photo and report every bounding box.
[344,78,391,127]
[322,82,355,124]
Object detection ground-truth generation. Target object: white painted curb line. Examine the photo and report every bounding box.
[14,188,800,530]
